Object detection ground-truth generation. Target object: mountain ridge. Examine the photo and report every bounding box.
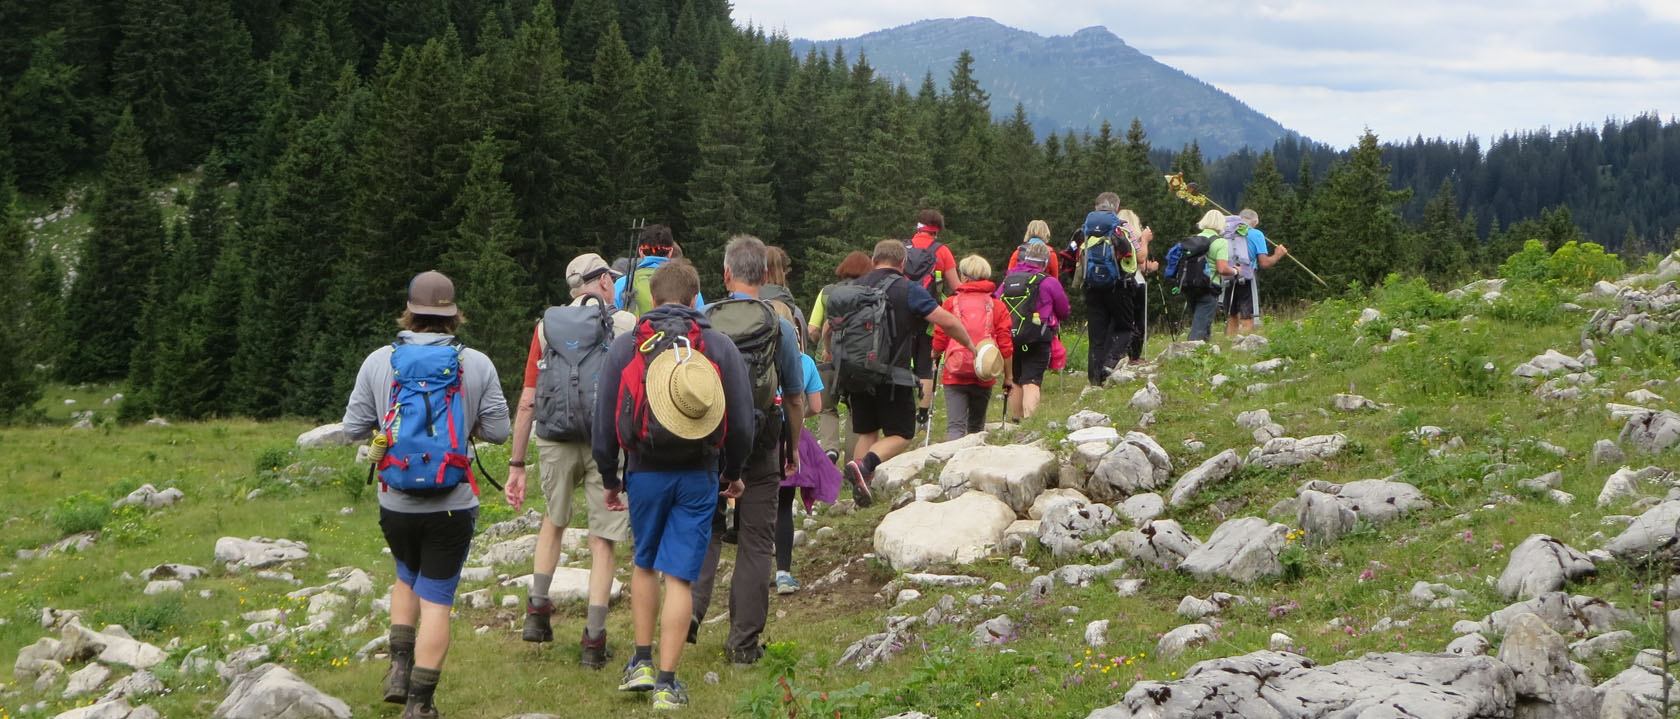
[791,16,1296,157]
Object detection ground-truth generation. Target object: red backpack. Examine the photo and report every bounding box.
[614,315,728,462]
[943,292,997,384]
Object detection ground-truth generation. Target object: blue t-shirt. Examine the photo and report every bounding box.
[1247,228,1270,263]
[799,353,823,395]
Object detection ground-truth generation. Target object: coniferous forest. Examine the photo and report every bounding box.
[1,0,1677,423]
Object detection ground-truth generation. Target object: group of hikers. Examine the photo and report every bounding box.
[338,191,1287,715]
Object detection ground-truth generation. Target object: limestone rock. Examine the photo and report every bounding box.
[874,493,1015,571]
[1246,433,1347,468]
[1513,350,1585,378]
[1124,520,1202,569]
[139,564,206,582]
[142,580,183,595]
[295,423,349,449]
[1066,410,1112,431]
[1065,426,1120,445]
[1570,630,1633,660]
[1446,633,1491,656]
[1297,489,1356,545]
[1155,623,1213,658]
[101,670,164,702]
[112,485,184,511]
[1496,612,1601,718]
[1486,592,1633,636]
[215,645,271,683]
[1119,493,1164,526]
[501,568,624,604]
[1234,409,1272,430]
[970,615,1016,647]
[1038,501,1119,558]
[1249,358,1286,374]
[1179,517,1288,583]
[1594,439,1627,465]
[1598,466,1670,507]
[1620,409,1680,454]
[1029,488,1092,520]
[1606,499,1680,563]
[478,534,540,566]
[213,537,309,569]
[1334,478,1429,526]
[938,445,1055,516]
[1497,534,1596,600]
[1330,393,1380,412]
[63,663,111,699]
[872,433,989,496]
[15,637,62,679]
[212,663,350,719]
[1128,383,1162,412]
[1088,434,1172,502]
[53,699,159,719]
[1166,449,1243,507]
[1085,620,1109,647]
[1232,334,1268,352]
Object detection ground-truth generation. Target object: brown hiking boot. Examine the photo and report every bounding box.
[580,628,612,670]
[522,599,553,643]
[401,699,440,719]
[381,650,412,704]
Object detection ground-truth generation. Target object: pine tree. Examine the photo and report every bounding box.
[7,31,87,193]
[110,0,192,168]
[442,134,533,400]
[580,23,659,253]
[27,248,66,373]
[1301,131,1412,292]
[1418,178,1473,285]
[61,110,166,383]
[560,0,619,81]
[683,48,777,287]
[0,179,42,419]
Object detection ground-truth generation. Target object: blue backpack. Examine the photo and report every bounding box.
[374,342,480,495]
[1084,235,1122,289]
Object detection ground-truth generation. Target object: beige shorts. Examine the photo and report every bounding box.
[535,438,630,543]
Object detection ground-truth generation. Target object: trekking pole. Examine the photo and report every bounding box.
[1250,274,1262,329]
[922,361,940,448]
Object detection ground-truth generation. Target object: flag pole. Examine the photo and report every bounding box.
[1163,174,1329,287]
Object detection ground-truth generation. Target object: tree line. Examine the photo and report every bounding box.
[0,0,1668,422]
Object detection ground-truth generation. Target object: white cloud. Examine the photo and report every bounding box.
[730,0,1680,146]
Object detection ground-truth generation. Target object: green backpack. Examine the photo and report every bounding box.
[621,266,658,317]
[703,298,783,453]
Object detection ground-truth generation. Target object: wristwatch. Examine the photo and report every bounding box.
[508,460,526,468]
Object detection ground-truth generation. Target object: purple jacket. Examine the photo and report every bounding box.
[996,262,1071,329]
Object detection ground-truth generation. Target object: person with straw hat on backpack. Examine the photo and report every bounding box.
[593,259,754,710]
[932,254,1013,440]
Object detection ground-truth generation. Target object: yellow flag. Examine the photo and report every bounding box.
[1163,173,1208,207]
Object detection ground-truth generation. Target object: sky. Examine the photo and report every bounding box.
[730,0,1680,147]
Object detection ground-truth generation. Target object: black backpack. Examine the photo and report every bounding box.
[533,297,617,442]
[824,274,909,394]
[1000,271,1054,346]
[1175,234,1216,296]
[904,240,943,292]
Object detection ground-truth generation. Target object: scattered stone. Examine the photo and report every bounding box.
[872,433,989,496]
[500,568,623,604]
[1269,632,1293,651]
[1155,623,1214,658]
[1570,629,1634,660]
[18,532,98,560]
[1113,579,1145,597]
[894,589,921,606]
[1066,410,1112,431]
[1084,620,1109,647]
[213,537,310,569]
[63,663,112,699]
[212,663,350,719]
[1605,499,1680,563]
[1594,439,1628,465]
[460,566,493,583]
[1166,449,1243,507]
[1598,466,1670,507]
[1496,612,1601,718]
[1246,433,1347,468]
[1517,471,1563,493]
[1037,501,1119,557]
[101,670,163,702]
[112,485,184,511]
[1179,517,1288,583]
[215,645,271,683]
[1234,409,1272,430]
[477,534,540,566]
[1087,433,1172,501]
[874,492,1015,571]
[938,445,1055,516]
[1064,426,1120,445]
[1297,490,1356,545]
[1330,393,1380,412]
[53,698,159,719]
[1485,592,1633,635]
[1232,334,1268,352]
[1118,493,1164,526]
[1028,488,1092,520]
[1355,307,1383,325]
[142,580,183,595]
[1048,559,1126,588]
[1620,409,1680,454]
[1625,389,1665,404]
[1249,358,1286,374]
[140,564,206,582]
[970,615,1017,647]
[1497,534,1596,600]
[295,423,350,449]
[1127,382,1162,412]
[16,637,63,679]
[902,574,985,588]
[1123,520,1202,569]
[1513,349,1585,378]
[1445,632,1491,656]
[1176,592,1248,620]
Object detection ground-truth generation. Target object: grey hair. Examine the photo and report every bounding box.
[724,234,768,286]
[1095,192,1120,212]
[1022,241,1051,264]
[1239,208,1260,227]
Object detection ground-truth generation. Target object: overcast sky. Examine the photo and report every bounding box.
[731,0,1680,147]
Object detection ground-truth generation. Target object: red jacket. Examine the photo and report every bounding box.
[932,280,1014,387]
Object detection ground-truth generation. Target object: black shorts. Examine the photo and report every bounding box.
[848,386,917,439]
[912,332,935,380]
[1012,340,1052,386]
[1224,280,1255,319]
[379,507,477,605]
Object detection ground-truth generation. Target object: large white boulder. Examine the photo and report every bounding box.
[873,493,1016,572]
[872,433,989,496]
[1179,517,1289,583]
[1037,500,1119,558]
[1513,350,1585,378]
[1606,500,1680,563]
[1122,519,1201,569]
[1496,534,1596,600]
[1246,434,1347,468]
[938,445,1056,517]
[1029,488,1091,520]
[213,537,310,569]
[1620,410,1680,454]
[295,423,350,449]
[1088,433,1172,502]
[502,568,623,603]
[212,663,350,719]
[1166,450,1243,507]
[1496,613,1601,717]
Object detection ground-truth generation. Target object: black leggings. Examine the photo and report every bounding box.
[776,485,796,572]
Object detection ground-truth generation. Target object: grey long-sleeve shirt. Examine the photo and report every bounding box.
[343,331,511,512]
[592,305,756,490]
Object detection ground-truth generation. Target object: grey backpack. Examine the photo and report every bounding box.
[534,296,616,442]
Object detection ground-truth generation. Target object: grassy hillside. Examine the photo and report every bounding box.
[3,264,1677,717]
[793,17,1294,155]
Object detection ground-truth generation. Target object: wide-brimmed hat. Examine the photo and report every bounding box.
[646,342,725,439]
[974,339,1004,383]
[407,271,458,317]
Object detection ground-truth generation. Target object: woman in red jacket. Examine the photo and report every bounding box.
[932,255,1014,440]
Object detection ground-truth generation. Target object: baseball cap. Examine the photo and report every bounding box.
[407,271,458,317]
[566,253,623,288]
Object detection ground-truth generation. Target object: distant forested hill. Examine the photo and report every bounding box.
[791,17,1294,157]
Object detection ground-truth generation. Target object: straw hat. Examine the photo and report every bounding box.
[646,344,726,439]
[974,340,1004,383]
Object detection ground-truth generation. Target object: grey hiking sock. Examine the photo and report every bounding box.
[586,604,608,640]
[408,666,440,707]
[530,573,553,607]
[657,670,675,686]
[389,624,417,653]
[634,645,653,663]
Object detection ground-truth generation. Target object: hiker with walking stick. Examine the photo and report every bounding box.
[1231,209,1287,334]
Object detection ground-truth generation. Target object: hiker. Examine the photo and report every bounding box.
[1074,193,1135,386]
[1184,210,1235,341]
[830,239,977,506]
[1225,209,1287,335]
[615,224,704,315]
[691,235,806,667]
[342,271,510,719]
[1007,223,1061,279]
[905,210,957,431]
[502,253,636,668]
[593,259,754,710]
[998,240,1069,420]
[1116,209,1158,365]
[762,247,806,343]
[775,348,838,594]
[806,251,873,464]
[932,254,1013,439]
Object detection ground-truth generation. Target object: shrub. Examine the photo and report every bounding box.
[1372,274,1465,322]
[104,505,160,546]
[1385,326,1502,398]
[1499,240,1624,288]
[1484,280,1565,325]
[49,491,111,535]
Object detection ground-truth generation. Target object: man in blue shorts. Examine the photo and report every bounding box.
[593,259,755,710]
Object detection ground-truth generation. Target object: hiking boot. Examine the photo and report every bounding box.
[844,461,873,508]
[618,657,656,692]
[775,571,800,595]
[401,701,440,719]
[726,644,765,667]
[651,679,690,710]
[381,650,413,704]
[522,600,553,643]
[579,629,612,670]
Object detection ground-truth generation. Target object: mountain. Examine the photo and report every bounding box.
[791,17,1295,157]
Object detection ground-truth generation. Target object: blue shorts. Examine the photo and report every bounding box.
[626,470,717,582]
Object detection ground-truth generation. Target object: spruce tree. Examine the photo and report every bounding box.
[1419,178,1473,285]
[560,0,619,81]
[61,110,166,383]
[1301,131,1411,292]
[27,249,66,373]
[581,23,659,253]
[683,48,777,287]
[7,31,86,193]
[0,180,42,420]
[442,134,533,400]
[110,0,192,168]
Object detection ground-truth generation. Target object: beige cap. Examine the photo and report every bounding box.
[407,271,458,317]
[566,253,623,289]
